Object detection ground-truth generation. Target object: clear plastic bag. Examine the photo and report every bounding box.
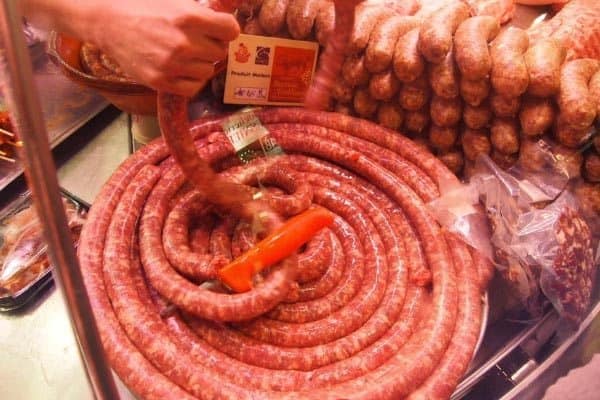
[429,139,598,327]
[0,197,86,295]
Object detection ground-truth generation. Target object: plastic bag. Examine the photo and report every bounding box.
[429,139,598,327]
[0,198,86,294]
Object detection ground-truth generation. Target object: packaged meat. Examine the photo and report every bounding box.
[429,145,598,328]
[0,190,87,311]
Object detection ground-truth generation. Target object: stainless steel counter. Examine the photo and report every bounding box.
[57,112,130,204]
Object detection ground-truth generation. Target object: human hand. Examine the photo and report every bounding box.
[91,0,239,96]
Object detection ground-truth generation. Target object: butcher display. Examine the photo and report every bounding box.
[72,1,600,399]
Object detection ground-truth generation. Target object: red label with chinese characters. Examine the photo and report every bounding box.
[268,46,317,103]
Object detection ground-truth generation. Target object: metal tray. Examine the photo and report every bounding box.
[0,188,89,312]
[452,278,600,399]
[0,50,107,192]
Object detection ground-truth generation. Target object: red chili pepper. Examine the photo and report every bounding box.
[217,206,335,292]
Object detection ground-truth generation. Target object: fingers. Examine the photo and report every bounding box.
[176,11,237,63]
[166,77,209,97]
[180,7,241,42]
[184,36,229,63]
[170,60,217,82]
[202,10,240,41]
[151,61,217,96]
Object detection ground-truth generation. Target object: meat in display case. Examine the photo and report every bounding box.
[0,190,88,312]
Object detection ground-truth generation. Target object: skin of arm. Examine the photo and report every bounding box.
[19,0,240,95]
[515,0,569,4]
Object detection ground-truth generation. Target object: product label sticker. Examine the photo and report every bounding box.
[222,109,284,163]
[224,34,319,106]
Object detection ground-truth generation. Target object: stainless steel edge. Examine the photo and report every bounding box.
[500,301,600,400]
[0,1,119,399]
[451,310,558,400]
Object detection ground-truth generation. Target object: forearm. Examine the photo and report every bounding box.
[18,0,104,43]
[17,0,240,95]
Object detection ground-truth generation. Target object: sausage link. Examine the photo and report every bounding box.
[463,101,492,129]
[490,118,520,155]
[558,58,600,130]
[399,75,430,111]
[393,28,425,82]
[235,0,264,17]
[429,49,459,99]
[491,149,518,170]
[242,17,265,35]
[332,78,354,104]
[589,70,600,116]
[554,116,595,149]
[460,78,490,107]
[454,16,501,80]
[258,0,291,35]
[490,93,521,118]
[334,102,354,115]
[304,1,361,111]
[377,102,405,130]
[315,0,335,46]
[584,153,600,182]
[369,70,401,101]
[525,38,567,97]
[286,0,321,39]
[347,3,388,55]
[365,15,422,73]
[437,150,465,176]
[519,96,555,138]
[490,27,529,97]
[354,87,379,118]
[462,128,492,161]
[429,125,458,152]
[80,104,477,398]
[430,96,462,128]
[418,2,471,64]
[342,55,370,87]
[404,108,430,135]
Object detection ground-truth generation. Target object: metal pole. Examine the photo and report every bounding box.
[0,2,120,399]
